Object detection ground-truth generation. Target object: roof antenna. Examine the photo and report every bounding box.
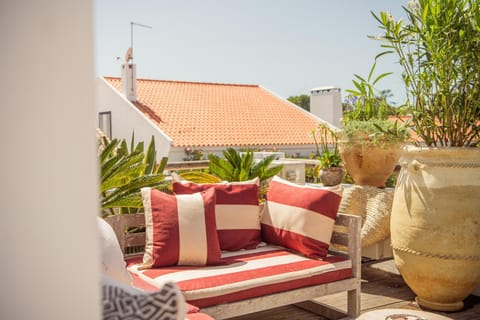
[129,21,152,64]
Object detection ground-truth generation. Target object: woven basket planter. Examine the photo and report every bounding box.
[338,185,393,248]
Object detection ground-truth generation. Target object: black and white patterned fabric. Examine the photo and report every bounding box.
[101,276,186,320]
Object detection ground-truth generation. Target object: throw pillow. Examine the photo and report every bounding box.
[101,275,186,320]
[97,216,133,286]
[140,187,223,268]
[173,178,261,251]
[261,176,342,258]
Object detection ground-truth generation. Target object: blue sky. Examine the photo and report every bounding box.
[94,0,408,104]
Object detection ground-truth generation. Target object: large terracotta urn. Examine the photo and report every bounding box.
[339,141,402,188]
[391,146,480,311]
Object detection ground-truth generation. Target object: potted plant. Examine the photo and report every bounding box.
[339,62,410,188]
[372,0,480,311]
[311,123,344,186]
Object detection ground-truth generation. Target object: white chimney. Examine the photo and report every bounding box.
[121,48,136,102]
[310,86,342,127]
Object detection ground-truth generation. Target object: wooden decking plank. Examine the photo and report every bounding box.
[228,305,327,320]
[295,301,346,320]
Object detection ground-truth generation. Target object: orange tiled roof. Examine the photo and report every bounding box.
[104,77,323,148]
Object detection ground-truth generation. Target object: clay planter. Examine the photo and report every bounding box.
[338,141,402,188]
[391,146,480,311]
[319,166,345,186]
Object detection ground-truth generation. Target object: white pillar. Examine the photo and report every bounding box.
[0,1,100,319]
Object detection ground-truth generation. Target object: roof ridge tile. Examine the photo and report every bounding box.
[103,76,258,88]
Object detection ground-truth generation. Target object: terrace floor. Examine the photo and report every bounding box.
[229,258,480,320]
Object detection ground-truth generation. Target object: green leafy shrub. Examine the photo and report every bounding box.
[341,61,410,149]
[372,0,480,146]
[340,119,410,148]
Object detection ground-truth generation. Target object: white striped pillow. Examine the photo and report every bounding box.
[261,176,342,258]
[173,178,260,251]
[140,187,223,268]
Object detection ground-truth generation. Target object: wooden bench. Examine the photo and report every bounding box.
[105,213,361,319]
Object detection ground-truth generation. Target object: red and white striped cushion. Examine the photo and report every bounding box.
[173,178,260,251]
[261,176,341,258]
[140,187,223,268]
[127,245,352,308]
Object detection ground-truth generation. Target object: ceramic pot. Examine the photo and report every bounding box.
[319,166,345,186]
[339,141,402,188]
[391,146,480,311]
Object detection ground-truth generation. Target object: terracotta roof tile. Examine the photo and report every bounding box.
[104,77,323,148]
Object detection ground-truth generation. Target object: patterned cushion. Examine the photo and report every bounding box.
[101,275,186,320]
[173,178,261,251]
[140,187,223,268]
[261,176,341,258]
[97,217,133,285]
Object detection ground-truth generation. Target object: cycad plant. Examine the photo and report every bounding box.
[208,148,283,200]
[100,134,168,216]
[208,148,283,182]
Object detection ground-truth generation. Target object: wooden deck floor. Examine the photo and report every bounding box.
[229,258,480,320]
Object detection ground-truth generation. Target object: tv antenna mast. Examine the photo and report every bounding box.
[129,21,152,64]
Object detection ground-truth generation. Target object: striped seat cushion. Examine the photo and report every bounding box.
[129,273,215,320]
[127,245,352,308]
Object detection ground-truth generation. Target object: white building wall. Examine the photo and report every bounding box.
[96,77,172,158]
[1,1,100,319]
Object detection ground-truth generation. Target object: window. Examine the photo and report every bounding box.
[98,111,112,138]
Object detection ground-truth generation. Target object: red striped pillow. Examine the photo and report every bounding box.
[173,179,260,251]
[261,176,341,258]
[140,187,223,268]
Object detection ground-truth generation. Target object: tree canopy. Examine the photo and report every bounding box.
[287,94,310,111]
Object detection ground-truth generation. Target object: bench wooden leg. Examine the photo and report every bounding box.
[347,287,361,318]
